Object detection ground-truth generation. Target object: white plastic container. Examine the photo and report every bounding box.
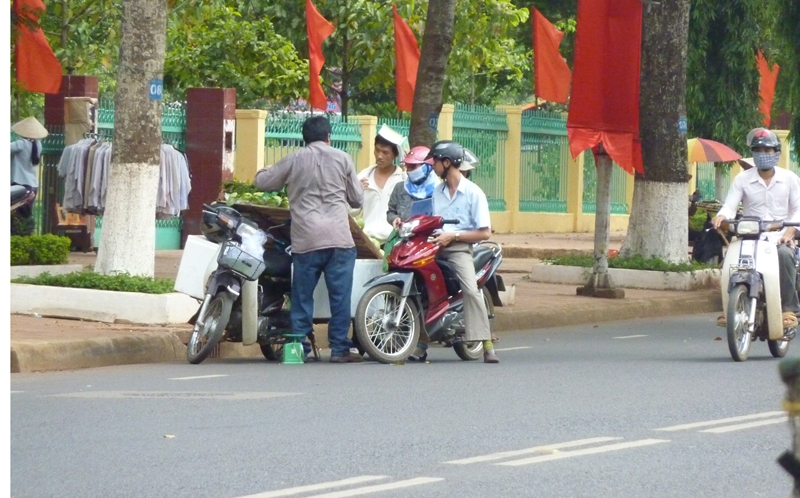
[174,235,220,299]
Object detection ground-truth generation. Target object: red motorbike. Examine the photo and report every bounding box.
[354,214,505,363]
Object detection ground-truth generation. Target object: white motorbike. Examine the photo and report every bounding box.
[720,217,800,361]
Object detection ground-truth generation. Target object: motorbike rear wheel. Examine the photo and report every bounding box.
[186,292,233,364]
[354,284,420,364]
[454,289,494,361]
[768,337,790,358]
[260,343,283,361]
[727,284,752,362]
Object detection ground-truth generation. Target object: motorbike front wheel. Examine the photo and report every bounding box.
[454,288,494,361]
[727,284,753,362]
[768,337,790,358]
[354,284,421,363]
[186,292,234,364]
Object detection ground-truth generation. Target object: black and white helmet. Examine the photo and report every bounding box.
[426,140,464,166]
[746,128,781,152]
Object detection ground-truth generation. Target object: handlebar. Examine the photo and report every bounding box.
[442,219,459,225]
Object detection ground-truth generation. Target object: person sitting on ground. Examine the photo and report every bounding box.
[713,127,800,330]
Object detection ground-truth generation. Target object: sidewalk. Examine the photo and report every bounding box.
[11,232,720,373]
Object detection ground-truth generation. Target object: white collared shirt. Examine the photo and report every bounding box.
[431,176,492,233]
[718,167,800,223]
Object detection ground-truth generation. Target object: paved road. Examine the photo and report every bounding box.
[10,313,796,498]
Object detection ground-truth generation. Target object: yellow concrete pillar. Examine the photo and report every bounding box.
[496,105,522,232]
[776,130,791,170]
[688,162,698,196]
[350,115,377,173]
[234,109,267,181]
[625,170,635,214]
[437,104,455,141]
[567,151,585,231]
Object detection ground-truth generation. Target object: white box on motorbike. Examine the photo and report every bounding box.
[304,259,385,319]
[174,235,220,299]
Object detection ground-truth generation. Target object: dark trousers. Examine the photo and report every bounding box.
[291,247,357,356]
[778,244,800,314]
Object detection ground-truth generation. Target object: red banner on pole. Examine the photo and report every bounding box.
[14,0,62,94]
[306,0,335,111]
[757,51,780,127]
[393,5,420,113]
[566,0,643,175]
[531,8,571,104]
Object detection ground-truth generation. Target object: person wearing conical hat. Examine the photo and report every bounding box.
[353,124,410,245]
[11,116,48,190]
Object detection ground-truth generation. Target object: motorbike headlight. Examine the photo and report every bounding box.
[398,219,420,239]
[736,220,760,235]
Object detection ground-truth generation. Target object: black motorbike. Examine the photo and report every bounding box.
[185,204,316,364]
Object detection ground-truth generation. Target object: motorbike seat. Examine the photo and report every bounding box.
[473,245,495,271]
[11,185,29,203]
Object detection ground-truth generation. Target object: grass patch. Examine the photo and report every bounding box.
[544,254,717,273]
[12,270,176,294]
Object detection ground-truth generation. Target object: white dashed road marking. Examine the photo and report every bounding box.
[233,476,443,498]
[700,417,788,433]
[493,347,532,352]
[444,437,622,465]
[497,439,670,466]
[653,411,785,432]
[613,335,648,339]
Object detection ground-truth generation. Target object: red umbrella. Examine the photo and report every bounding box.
[687,138,742,163]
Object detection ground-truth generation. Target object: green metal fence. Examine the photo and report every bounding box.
[519,110,569,213]
[790,139,799,177]
[264,113,363,169]
[453,104,507,211]
[97,98,187,151]
[695,162,731,202]
[582,153,629,214]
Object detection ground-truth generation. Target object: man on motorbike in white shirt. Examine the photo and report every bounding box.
[713,127,800,329]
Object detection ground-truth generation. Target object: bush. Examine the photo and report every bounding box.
[10,235,71,266]
[12,270,176,294]
[689,207,709,232]
[11,212,35,236]
[545,254,716,273]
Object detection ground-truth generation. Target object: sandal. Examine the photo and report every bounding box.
[717,315,726,327]
[783,312,798,329]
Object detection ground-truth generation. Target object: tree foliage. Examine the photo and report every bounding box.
[686,0,768,154]
[771,0,800,155]
[164,3,306,107]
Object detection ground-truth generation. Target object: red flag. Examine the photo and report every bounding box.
[393,5,420,113]
[756,51,780,127]
[14,0,62,94]
[566,0,643,175]
[531,8,571,104]
[305,0,335,111]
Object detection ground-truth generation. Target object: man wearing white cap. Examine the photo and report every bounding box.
[353,124,409,245]
[11,116,48,190]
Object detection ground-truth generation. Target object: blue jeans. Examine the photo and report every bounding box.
[291,247,357,356]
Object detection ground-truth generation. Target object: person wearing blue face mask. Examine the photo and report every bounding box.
[713,128,800,329]
[386,145,438,229]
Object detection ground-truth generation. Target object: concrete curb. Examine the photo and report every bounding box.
[10,291,722,373]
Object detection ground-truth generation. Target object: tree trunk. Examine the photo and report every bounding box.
[94,0,167,277]
[621,0,691,264]
[407,0,457,147]
[590,154,612,282]
[714,164,726,202]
